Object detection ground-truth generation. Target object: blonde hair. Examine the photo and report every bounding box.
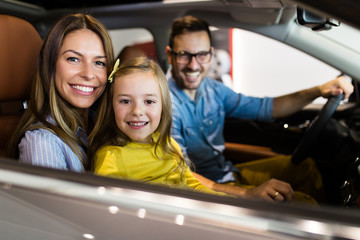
[89,57,187,180]
[6,13,114,167]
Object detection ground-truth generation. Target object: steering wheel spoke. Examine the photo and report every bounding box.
[291,94,344,165]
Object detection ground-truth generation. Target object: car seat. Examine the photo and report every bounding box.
[0,15,42,156]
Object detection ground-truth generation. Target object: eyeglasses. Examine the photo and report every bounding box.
[170,49,212,64]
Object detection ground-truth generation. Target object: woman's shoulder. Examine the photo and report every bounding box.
[21,115,66,144]
[19,127,85,172]
[23,128,58,141]
[20,128,66,151]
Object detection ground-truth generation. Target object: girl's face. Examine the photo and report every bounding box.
[113,71,162,144]
[55,29,107,110]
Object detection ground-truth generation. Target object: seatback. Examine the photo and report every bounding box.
[0,15,42,156]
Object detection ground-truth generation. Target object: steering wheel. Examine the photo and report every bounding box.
[291,93,344,165]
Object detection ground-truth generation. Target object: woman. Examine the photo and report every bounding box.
[6,13,114,171]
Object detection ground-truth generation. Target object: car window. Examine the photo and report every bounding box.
[231,28,341,104]
[108,28,156,61]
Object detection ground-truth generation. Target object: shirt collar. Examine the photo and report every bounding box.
[168,76,209,104]
[168,77,191,104]
[45,115,88,147]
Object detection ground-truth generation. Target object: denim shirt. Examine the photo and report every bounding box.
[168,77,273,183]
[18,116,87,172]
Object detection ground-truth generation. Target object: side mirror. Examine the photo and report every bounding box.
[297,8,340,31]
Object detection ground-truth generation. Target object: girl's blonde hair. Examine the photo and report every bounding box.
[89,57,187,180]
[6,13,114,167]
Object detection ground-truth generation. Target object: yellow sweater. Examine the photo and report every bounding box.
[94,136,228,196]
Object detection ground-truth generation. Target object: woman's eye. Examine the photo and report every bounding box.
[95,61,106,67]
[67,57,79,62]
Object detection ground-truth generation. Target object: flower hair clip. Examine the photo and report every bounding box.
[108,58,120,83]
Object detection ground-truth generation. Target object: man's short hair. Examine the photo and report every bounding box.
[169,15,212,48]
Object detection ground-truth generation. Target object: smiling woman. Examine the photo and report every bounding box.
[55,29,108,110]
[5,13,114,171]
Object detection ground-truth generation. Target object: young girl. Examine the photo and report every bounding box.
[88,57,228,196]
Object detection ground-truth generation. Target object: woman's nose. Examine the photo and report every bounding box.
[80,63,95,80]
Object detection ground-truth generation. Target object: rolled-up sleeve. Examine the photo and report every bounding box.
[216,81,274,121]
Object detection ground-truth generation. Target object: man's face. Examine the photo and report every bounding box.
[169,31,212,91]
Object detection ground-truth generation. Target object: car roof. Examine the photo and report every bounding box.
[1,0,359,84]
[3,0,360,29]
[1,0,296,25]
[295,0,360,29]
[19,0,161,10]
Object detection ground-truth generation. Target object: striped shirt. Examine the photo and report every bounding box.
[18,116,87,172]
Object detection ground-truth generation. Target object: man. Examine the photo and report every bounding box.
[166,15,354,203]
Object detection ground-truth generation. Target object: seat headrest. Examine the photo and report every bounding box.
[0,15,42,102]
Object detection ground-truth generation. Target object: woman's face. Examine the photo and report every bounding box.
[55,29,107,110]
[112,72,162,144]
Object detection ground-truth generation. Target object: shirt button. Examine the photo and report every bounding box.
[209,120,213,125]
[200,127,204,131]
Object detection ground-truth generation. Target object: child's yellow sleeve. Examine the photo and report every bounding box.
[94,146,126,178]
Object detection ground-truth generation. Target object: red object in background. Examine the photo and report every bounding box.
[133,41,158,62]
[229,28,233,83]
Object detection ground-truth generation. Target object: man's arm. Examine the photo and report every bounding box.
[272,76,354,119]
[192,172,294,202]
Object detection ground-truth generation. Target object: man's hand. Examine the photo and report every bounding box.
[273,75,354,119]
[319,75,354,100]
[245,178,294,202]
[193,172,294,202]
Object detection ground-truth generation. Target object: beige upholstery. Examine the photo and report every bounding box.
[0,15,42,156]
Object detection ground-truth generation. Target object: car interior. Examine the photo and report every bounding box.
[1,0,360,239]
[0,14,42,156]
[1,0,360,205]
